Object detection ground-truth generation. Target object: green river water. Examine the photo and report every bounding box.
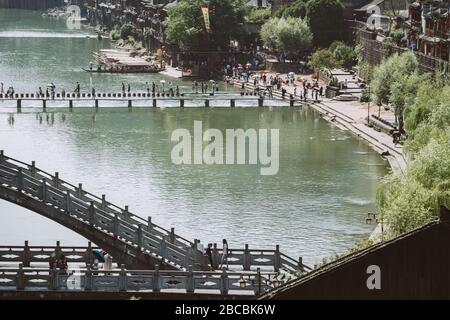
[0,9,389,264]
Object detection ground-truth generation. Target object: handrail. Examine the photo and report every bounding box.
[0,265,284,296]
[0,153,193,248]
[0,242,311,273]
[0,151,309,274]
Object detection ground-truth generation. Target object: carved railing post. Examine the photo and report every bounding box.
[119,264,127,292]
[147,216,152,232]
[161,239,167,259]
[170,227,175,244]
[55,241,61,259]
[184,246,193,269]
[30,161,36,176]
[16,168,23,191]
[77,183,83,198]
[85,265,93,291]
[54,172,59,188]
[88,201,95,225]
[298,257,304,272]
[41,178,47,202]
[255,268,262,296]
[243,244,251,271]
[153,264,160,293]
[86,241,93,265]
[123,205,129,218]
[137,225,143,249]
[186,265,194,293]
[274,245,281,272]
[113,214,119,238]
[220,267,228,295]
[65,190,71,213]
[16,263,25,290]
[23,240,31,267]
[101,194,106,210]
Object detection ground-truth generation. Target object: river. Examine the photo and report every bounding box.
[0,9,389,265]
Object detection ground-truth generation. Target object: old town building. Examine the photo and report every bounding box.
[406,0,450,61]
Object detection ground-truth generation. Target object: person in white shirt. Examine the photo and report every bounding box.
[220,239,229,270]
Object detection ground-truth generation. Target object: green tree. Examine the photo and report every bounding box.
[120,24,134,40]
[377,76,450,238]
[247,6,271,23]
[306,0,344,47]
[281,0,308,18]
[308,48,339,71]
[260,17,312,57]
[371,52,418,106]
[389,73,429,123]
[332,42,356,69]
[164,0,248,50]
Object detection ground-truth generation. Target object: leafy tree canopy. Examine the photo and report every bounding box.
[306,0,344,47]
[308,48,339,71]
[277,0,308,19]
[164,0,248,50]
[371,51,418,106]
[260,17,312,56]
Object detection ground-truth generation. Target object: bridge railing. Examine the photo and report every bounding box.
[0,264,283,296]
[0,152,192,249]
[0,242,98,266]
[0,155,201,270]
[0,242,310,274]
[0,91,282,100]
[0,151,309,273]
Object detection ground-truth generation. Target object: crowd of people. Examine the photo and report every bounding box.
[225,70,324,102]
[48,250,113,274]
[199,239,229,271]
[190,80,218,95]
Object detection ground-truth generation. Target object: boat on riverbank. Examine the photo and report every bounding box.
[87,48,165,74]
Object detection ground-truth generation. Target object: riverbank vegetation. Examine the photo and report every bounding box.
[369,52,450,238]
[273,0,344,47]
[164,0,248,50]
[260,17,312,56]
[308,41,356,71]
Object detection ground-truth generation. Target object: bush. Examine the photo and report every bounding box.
[308,48,339,71]
[260,17,312,56]
[247,6,271,23]
[359,87,371,102]
[377,80,450,238]
[110,26,121,41]
[332,43,356,69]
[120,24,134,40]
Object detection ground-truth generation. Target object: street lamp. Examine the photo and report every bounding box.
[367,84,370,124]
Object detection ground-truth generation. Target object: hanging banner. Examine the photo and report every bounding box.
[201,5,211,33]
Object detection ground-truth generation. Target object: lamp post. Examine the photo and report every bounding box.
[367,84,371,125]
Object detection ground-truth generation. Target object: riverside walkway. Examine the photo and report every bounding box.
[232,70,407,175]
[0,152,310,275]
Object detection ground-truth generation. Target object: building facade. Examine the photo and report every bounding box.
[406,0,450,61]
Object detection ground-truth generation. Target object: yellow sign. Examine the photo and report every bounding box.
[201,5,211,32]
